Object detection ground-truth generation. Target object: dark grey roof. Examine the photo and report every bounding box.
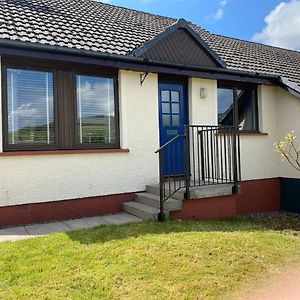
[1,0,300,92]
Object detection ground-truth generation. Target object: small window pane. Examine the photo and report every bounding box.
[7,69,55,145]
[172,103,180,114]
[162,90,170,102]
[77,75,115,144]
[172,115,180,126]
[171,91,179,102]
[162,115,171,126]
[162,103,170,113]
[217,88,234,126]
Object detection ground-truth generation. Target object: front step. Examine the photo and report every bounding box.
[123,183,235,221]
[123,201,167,221]
[146,183,234,200]
[136,192,182,211]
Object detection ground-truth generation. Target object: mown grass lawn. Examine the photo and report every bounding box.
[0,215,300,299]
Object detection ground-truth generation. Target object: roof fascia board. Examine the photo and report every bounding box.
[131,18,227,68]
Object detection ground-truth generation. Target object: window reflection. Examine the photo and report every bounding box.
[7,69,55,145]
[76,75,115,144]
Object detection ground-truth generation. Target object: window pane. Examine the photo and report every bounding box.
[172,103,180,114]
[7,69,55,145]
[172,115,180,126]
[162,90,170,102]
[162,115,171,126]
[162,103,170,113]
[237,89,258,131]
[77,75,115,144]
[171,91,179,102]
[217,88,234,126]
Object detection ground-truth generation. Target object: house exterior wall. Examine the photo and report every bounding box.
[277,88,300,178]
[0,68,160,207]
[0,55,300,210]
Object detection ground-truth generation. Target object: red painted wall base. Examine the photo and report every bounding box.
[0,178,281,228]
[171,178,280,220]
[0,193,135,228]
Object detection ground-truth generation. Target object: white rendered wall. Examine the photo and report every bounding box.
[0,69,160,207]
[277,88,300,179]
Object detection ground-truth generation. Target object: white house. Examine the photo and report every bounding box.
[0,0,300,227]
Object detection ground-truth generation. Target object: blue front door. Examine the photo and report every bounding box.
[159,83,187,175]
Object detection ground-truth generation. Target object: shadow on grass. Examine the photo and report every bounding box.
[66,212,300,245]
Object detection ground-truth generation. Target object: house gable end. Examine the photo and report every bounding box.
[131,19,226,68]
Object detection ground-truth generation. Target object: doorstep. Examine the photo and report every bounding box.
[0,212,143,243]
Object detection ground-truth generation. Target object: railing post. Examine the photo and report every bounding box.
[157,151,165,221]
[232,127,239,194]
[199,130,205,183]
[184,126,190,199]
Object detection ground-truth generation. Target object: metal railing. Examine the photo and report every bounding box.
[155,125,241,221]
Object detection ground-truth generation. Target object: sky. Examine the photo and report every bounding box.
[98,0,300,50]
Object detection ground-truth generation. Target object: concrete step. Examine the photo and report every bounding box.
[123,201,169,221]
[146,184,186,200]
[146,183,234,200]
[135,192,182,211]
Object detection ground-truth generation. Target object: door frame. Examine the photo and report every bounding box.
[158,74,190,142]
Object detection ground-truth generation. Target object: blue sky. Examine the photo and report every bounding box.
[99,0,300,50]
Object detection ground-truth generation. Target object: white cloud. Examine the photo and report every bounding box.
[207,0,227,21]
[252,0,300,50]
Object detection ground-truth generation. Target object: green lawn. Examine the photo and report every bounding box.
[0,214,300,299]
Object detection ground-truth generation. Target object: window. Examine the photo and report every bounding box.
[217,84,258,131]
[76,75,116,146]
[2,58,119,151]
[6,68,55,147]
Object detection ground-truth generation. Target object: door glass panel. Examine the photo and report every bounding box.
[162,103,170,113]
[172,103,180,114]
[171,91,179,102]
[162,115,171,126]
[172,115,180,126]
[162,91,170,102]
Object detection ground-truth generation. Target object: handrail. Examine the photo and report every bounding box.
[155,124,241,222]
[155,134,184,153]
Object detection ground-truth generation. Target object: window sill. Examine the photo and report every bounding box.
[0,149,130,157]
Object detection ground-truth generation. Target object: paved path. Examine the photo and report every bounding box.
[0,213,142,242]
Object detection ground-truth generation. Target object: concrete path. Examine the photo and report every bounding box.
[0,213,143,242]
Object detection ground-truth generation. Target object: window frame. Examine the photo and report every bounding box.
[2,63,59,151]
[217,81,259,133]
[1,56,120,152]
[73,71,120,150]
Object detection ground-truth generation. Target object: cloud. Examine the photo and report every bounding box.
[207,0,227,21]
[252,0,300,50]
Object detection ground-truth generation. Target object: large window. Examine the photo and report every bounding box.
[7,69,55,146]
[2,58,119,151]
[76,75,116,146]
[217,83,259,131]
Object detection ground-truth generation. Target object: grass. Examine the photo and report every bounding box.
[0,214,300,299]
